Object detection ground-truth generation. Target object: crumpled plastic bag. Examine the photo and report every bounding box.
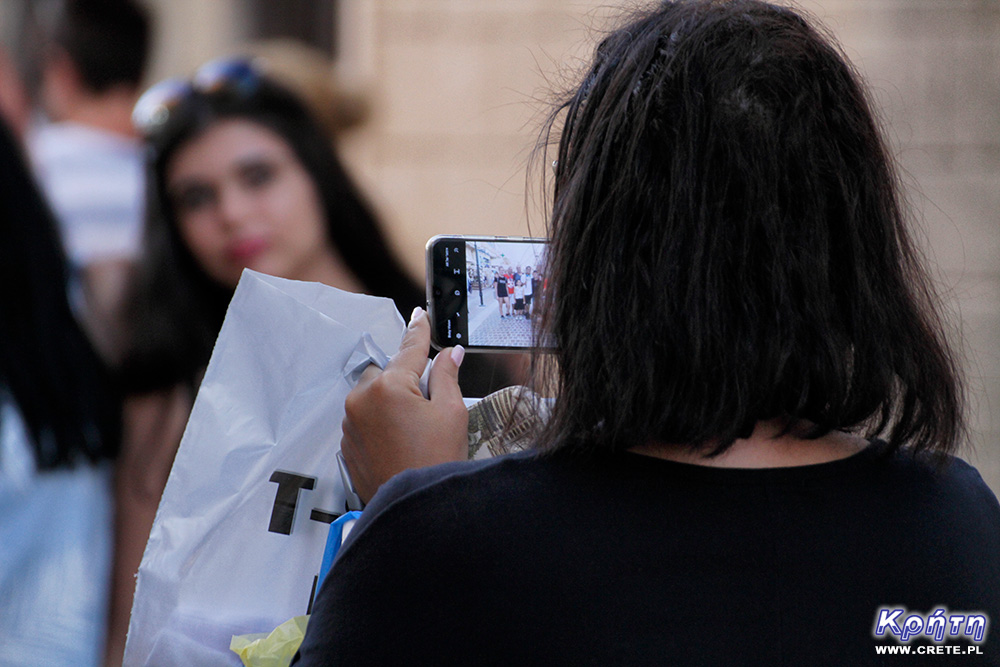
[124,270,405,665]
[230,615,309,667]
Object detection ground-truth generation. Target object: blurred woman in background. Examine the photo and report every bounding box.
[106,59,509,665]
[0,115,120,666]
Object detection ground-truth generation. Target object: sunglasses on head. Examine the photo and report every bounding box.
[132,57,264,140]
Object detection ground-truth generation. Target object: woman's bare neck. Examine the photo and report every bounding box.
[630,419,868,469]
[295,246,366,294]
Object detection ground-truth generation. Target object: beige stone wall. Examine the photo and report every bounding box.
[801,0,1000,490]
[141,0,244,80]
[335,1,612,265]
[143,0,1000,491]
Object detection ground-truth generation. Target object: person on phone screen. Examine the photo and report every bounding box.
[532,268,543,317]
[504,267,516,316]
[296,1,1000,664]
[495,270,509,318]
[523,265,533,317]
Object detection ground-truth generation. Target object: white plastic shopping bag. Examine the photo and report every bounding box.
[123,270,404,666]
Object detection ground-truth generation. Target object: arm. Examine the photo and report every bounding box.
[340,307,468,504]
[78,259,134,366]
[104,385,191,667]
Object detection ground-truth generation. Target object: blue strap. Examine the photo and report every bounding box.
[318,510,363,586]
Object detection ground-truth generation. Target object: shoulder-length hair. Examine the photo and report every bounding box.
[0,119,120,467]
[533,0,964,457]
[120,77,424,393]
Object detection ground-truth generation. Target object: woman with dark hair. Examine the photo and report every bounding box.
[120,59,426,394]
[296,1,999,664]
[105,59,509,665]
[0,116,121,665]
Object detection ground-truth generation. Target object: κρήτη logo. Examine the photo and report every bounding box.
[873,607,988,643]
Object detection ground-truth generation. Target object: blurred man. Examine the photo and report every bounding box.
[29,0,151,363]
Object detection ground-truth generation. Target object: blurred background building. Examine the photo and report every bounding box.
[3,0,998,490]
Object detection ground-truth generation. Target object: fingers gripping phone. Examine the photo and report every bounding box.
[426,235,551,352]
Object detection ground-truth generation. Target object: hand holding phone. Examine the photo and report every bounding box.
[340,307,468,503]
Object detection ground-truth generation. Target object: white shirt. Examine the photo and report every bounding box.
[28,122,145,268]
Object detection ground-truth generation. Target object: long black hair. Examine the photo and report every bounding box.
[0,118,120,468]
[533,0,964,457]
[119,77,425,393]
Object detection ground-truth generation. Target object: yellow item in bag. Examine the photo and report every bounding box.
[230,615,309,667]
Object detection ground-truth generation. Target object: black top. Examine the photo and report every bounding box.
[296,442,1000,666]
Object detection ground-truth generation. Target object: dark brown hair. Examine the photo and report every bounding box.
[532,0,964,458]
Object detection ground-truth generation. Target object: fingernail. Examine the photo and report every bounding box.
[450,345,465,368]
[408,306,425,328]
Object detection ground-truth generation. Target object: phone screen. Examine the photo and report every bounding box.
[426,235,550,351]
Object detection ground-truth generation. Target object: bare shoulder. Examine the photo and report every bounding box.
[123,385,192,447]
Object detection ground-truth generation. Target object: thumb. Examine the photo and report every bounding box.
[386,306,432,378]
[428,345,465,407]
